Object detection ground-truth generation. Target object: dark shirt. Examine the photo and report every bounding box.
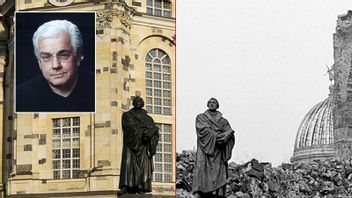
[16,69,95,112]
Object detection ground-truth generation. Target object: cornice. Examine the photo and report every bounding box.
[17,1,98,11]
[132,13,175,31]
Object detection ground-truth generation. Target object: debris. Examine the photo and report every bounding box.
[176,150,352,197]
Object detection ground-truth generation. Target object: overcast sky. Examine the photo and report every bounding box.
[176,0,352,166]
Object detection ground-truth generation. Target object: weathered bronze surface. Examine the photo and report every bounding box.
[193,98,235,198]
[119,96,159,195]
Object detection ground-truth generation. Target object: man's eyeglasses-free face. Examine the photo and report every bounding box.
[39,50,73,64]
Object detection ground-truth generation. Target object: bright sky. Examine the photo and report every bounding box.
[176,0,352,166]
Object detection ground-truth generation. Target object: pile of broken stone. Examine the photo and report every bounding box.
[176,150,352,198]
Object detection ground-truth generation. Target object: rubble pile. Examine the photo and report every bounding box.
[176,150,352,198]
[176,150,196,188]
[176,150,196,198]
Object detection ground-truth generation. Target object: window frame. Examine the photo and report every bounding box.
[52,117,80,179]
[145,49,172,115]
[146,0,172,17]
[153,123,173,183]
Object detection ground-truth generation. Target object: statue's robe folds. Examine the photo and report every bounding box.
[119,108,159,191]
[192,110,235,195]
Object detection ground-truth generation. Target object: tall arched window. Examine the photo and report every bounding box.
[145,49,172,115]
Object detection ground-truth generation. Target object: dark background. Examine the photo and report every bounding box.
[15,12,96,85]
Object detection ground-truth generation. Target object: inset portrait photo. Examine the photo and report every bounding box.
[15,12,96,112]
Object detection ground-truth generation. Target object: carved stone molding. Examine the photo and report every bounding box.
[5,15,14,38]
[0,42,7,67]
[96,2,135,30]
[96,9,113,28]
[111,9,133,28]
[152,27,162,34]
[48,0,74,7]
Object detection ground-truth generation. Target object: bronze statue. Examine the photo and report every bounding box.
[118,96,159,195]
[193,98,235,198]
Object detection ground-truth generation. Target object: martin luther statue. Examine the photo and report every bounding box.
[118,96,159,195]
[193,98,235,198]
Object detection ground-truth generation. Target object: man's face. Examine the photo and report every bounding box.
[37,32,80,88]
[208,99,218,111]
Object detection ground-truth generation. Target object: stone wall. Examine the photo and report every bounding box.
[333,10,352,161]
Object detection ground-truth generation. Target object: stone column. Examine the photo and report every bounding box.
[0,15,10,198]
[93,2,135,190]
[3,13,14,198]
[332,11,352,161]
[0,42,5,198]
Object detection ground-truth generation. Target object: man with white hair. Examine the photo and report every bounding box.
[16,19,94,112]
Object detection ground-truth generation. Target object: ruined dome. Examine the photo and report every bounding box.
[291,97,334,164]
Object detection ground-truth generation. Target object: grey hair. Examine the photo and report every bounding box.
[32,20,83,59]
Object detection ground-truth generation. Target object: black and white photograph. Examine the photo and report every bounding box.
[176,1,352,197]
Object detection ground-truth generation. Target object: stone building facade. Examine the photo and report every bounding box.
[332,10,352,161]
[0,0,175,197]
[0,1,15,197]
[292,10,352,164]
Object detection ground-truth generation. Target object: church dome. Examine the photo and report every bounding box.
[291,97,334,164]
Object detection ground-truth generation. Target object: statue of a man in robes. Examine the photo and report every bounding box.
[193,98,235,198]
[118,96,159,195]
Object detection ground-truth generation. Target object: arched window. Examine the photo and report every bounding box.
[145,49,172,115]
[146,0,172,17]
